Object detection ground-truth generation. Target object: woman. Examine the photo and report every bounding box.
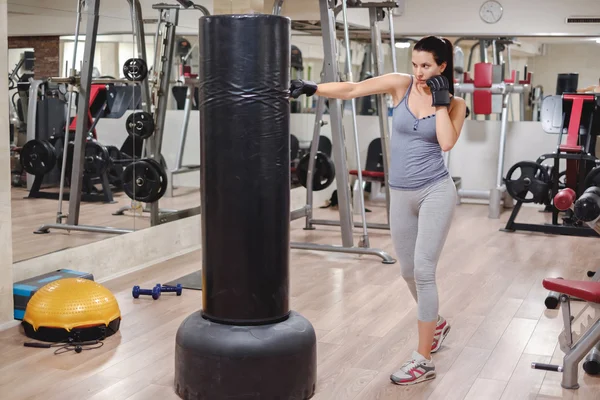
[290,36,466,386]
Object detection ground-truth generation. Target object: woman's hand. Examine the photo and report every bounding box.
[290,80,318,98]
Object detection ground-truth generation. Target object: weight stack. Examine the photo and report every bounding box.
[174,14,317,400]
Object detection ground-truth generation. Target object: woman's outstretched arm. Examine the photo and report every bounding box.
[291,73,410,104]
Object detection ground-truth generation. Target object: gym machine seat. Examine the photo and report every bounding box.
[543,278,600,304]
[532,278,600,389]
[349,138,385,202]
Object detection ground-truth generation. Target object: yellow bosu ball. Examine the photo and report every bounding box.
[22,278,121,342]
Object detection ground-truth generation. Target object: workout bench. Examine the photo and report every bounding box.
[532,278,600,389]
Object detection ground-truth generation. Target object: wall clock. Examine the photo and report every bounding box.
[480,0,503,24]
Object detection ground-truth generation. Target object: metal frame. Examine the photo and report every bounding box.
[450,82,524,218]
[289,0,396,264]
[114,3,208,224]
[33,0,160,235]
[166,78,200,197]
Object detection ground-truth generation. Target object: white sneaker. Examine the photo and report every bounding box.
[390,351,436,385]
[431,315,451,353]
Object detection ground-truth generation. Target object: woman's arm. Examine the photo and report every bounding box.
[434,97,467,152]
[316,73,410,104]
[577,85,596,93]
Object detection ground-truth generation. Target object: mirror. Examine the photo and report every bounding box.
[8,2,205,263]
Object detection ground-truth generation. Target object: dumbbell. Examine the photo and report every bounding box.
[161,284,183,296]
[132,284,161,300]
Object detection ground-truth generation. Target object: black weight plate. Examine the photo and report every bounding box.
[296,151,336,191]
[122,58,148,81]
[504,161,550,204]
[584,166,600,189]
[144,158,168,203]
[83,141,111,176]
[125,112,155,139]
[20,139,56,176]
[122,160,161,203]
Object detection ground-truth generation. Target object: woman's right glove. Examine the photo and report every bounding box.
[290,79,318,99]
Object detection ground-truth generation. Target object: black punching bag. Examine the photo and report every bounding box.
[174,14,317,400]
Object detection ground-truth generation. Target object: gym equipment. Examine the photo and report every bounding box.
[452,62,532,218]
[531,278,600,389]
[295,151,335,191]
[22,278,121,343]
[174,13,317,400]
[288,0,398,263]
[161,284,183,295]
[121,159,168,203]
[125,111,155,139]
[504,160,551,204]
[20,137,118,203]
[502,93,600,237]
[34,0,201,236]
[583,344,600,375]
[132,284,162,300]
[122,58,148,81]
[13,269,94,320]
[539,188,600,378]
[114,1,208,224]
[20,139,56,176]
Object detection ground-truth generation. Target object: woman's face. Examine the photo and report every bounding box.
[412,50,446,88]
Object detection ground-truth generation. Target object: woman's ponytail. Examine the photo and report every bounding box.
[442,38,454,95]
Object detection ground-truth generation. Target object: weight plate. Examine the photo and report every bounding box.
[125,112,155,139]
[584,166,600,189]
[122,58,148,81]
[83,141,111,176]
[20,139,56,176]
[122,160,162,203]
[144,158,168,203]
[296,151,336,191]
[504,161,551,204]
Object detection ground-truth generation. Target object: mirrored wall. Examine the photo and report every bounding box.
[7,3,203,263]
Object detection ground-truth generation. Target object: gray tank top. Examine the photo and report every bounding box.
[388,76,449,190]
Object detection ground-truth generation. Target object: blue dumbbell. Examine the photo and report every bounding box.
[132,284,161,300]
[161,284,183,296]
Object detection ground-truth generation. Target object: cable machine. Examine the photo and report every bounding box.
[288,0,398,264]
[33,0,208,236]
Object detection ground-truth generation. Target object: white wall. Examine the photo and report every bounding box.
[391,0,600,36]
[528,42,600,96]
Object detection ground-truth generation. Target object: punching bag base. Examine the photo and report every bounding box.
[174,310,317,400]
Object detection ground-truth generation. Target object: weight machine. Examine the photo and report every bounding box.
[32,0,208,236]
[531,187,600,387]
[288,0,397,264]
[113,1,208,223]
[501,93,600,237]
[451,62,532,218]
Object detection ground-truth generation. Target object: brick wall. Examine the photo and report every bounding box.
[8,36,59,79]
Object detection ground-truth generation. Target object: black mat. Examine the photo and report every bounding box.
[165,270,202,290]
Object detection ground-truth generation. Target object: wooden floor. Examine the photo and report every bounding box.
[2,201,600,399]
[10,186,201,262]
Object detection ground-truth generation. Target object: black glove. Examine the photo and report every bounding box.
[465,106,471,118]
[290,79,317,99]
[426,75,451,107]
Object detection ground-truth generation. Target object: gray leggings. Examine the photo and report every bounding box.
[389,175,456,322]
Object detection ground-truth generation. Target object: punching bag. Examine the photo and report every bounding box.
[174,14,317,400]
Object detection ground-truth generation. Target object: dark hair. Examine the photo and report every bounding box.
[413,36,454,95]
